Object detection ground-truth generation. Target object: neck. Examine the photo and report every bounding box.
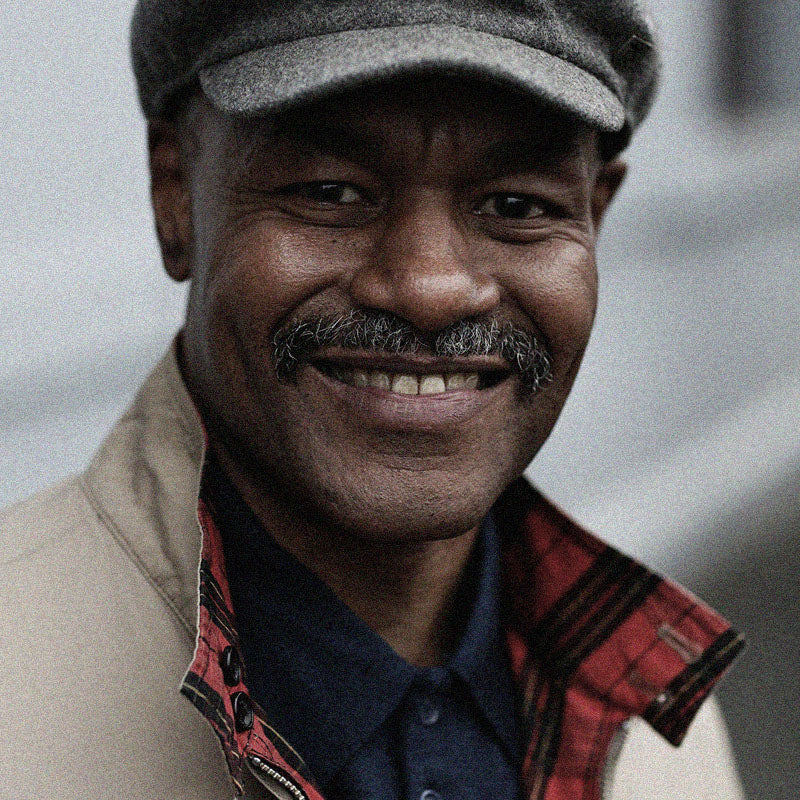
[210,442,479,668]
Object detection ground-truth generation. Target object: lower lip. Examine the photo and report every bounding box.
[303,365,512,431]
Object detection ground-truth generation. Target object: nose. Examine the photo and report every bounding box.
[347,193,500,332]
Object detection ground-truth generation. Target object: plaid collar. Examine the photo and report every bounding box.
[181,463,743,800]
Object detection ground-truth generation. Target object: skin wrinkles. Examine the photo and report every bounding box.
[149,76,626,666]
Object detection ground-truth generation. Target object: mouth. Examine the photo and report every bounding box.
[309,351,511,397]
[298,350,517,432]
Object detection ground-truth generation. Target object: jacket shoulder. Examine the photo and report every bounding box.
[0,476,96,564]
[0,475,231,799]
[607,695,746,800]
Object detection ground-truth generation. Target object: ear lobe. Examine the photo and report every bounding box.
[591,159,627,232]
[148,121,193,282]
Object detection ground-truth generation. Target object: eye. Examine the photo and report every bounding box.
[473,193,545,220]
[282,181,369,206]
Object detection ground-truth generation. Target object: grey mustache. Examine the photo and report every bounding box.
[272,310,553,394]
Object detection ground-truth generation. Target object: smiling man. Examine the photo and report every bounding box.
[0,2,745,800]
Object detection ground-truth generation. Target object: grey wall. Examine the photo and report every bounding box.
[2,2,798,797]
[0,2,187,501]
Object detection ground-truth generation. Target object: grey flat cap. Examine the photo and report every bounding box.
[131,0,660,151]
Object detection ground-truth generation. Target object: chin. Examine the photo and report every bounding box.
[286,465,510,544]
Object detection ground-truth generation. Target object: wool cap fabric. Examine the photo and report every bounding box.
[131,0,661,151]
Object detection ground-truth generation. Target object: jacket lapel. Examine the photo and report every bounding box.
[496,478,744,800]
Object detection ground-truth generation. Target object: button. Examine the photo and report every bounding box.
[220,646,243,686]
[420,791,442,800]
[232,692,254,732]
[416,696,441,726]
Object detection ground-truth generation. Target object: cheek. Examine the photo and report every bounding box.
[198,213,363,351]
[499,238,598,376]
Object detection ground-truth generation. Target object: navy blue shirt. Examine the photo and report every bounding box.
[205,453,522,800]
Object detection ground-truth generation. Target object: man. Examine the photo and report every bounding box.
[0,2,745,799]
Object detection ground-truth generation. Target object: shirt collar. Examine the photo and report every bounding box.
[203,450,517,786]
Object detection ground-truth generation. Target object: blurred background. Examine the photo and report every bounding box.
[1,1,798,796]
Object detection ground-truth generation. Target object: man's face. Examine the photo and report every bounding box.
[155,78,624,542]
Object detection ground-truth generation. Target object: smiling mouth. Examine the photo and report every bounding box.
[311,356,510,396]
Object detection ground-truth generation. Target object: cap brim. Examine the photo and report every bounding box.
[199,23,625,133]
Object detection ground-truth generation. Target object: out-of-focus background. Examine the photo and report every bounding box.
[1,2,798,796]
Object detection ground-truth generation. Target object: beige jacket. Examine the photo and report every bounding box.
[0,344,746,800]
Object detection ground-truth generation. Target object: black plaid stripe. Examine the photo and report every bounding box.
[548,568,661,677]
[579,706,618,800]
[199,558,233,619]
[252,703,316,784]
[644,627,745,745]
[518,660,549,746]
[182,670,238,745]
[497,482,636,647]
[518,670,563,800]
[529,550,641,658]
[199,595,239,644]
[519,557,662,799]
[526,679,567,800]
[181,670,244,791]
[199,560,240,644]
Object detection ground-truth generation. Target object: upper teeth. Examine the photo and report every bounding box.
[330,368,480,395]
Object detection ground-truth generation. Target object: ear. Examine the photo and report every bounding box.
[590,159,627,233]
[148,120,193,282]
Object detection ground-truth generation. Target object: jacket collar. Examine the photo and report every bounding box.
[83,341,743,800]
[82,337,204,635]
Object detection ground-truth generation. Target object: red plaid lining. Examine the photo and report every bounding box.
[182,473,743,800]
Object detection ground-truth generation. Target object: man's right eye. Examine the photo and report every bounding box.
[280,182,369,205]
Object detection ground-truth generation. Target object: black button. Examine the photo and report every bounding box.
[232,692,254,732]
[220,646,243,686]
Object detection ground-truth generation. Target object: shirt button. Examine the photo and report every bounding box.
[420,791,442,800]
[416,696,441,726]
[231,692,254,732]
[220,646,243,686]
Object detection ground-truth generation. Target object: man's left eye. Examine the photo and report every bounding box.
[288,182,367,205]
[473,193,545,220]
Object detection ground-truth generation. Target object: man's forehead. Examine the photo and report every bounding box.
[221,78,597,175]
